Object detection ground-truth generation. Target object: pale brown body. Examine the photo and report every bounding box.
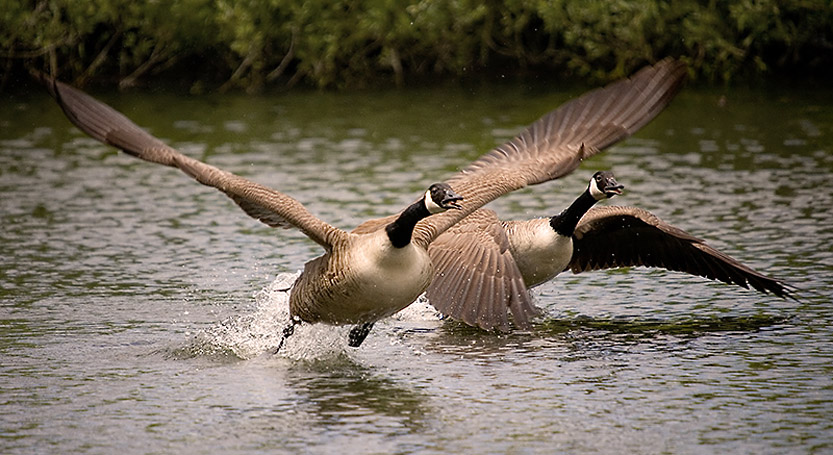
[290,231,434,324]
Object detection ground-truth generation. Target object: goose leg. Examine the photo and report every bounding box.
[274,317,301,354]
[347,322,374,347]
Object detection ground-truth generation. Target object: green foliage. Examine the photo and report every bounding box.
[3,0,831,92]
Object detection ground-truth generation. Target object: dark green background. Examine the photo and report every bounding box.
[3,0,832,92]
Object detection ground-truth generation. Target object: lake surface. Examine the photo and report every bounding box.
[2,80,832,454]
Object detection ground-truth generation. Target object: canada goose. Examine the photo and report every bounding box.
[41,57,685,348]
[426,174,795,331]
[42,77,466,349]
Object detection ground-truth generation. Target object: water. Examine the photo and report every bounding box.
[2,82,832,454]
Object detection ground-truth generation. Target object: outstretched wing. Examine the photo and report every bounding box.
[570,206,795,298]
[41,74,344,250]
[411,58,688,248]
[425,209,541,331]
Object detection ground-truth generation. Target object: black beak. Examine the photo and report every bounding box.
[442,191,464,210]
[604,178,624,197]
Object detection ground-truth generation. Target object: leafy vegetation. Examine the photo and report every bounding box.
[2,0,831,92]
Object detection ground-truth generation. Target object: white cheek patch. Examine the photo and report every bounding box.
[588,179,606,200]
[424,189,445,214]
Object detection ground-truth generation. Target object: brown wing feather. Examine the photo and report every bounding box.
[425,209,540,331]
[43,74,344,249]
[352,213,395,234]
[570,206,794,298]
[412,58,688,247]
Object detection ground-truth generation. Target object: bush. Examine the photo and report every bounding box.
[2,0,831,92]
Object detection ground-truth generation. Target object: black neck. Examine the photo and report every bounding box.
[549,188,598,237]
[386,199,431,248]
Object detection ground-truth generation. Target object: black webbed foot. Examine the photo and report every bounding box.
[347,322,374,347]
[274,317,301,354]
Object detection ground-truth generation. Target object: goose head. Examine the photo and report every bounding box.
[588,171,624,201]
[425,183,464,213]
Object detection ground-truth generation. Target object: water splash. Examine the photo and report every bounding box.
[169,272,443,361]
[390,294,443,323]
[166,273,335,361]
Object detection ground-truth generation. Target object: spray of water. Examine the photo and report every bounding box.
[173,272,443,361]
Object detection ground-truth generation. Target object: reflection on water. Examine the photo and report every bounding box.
[284,360,431,436]
[441,312,793,340]
[1,84,832,454]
